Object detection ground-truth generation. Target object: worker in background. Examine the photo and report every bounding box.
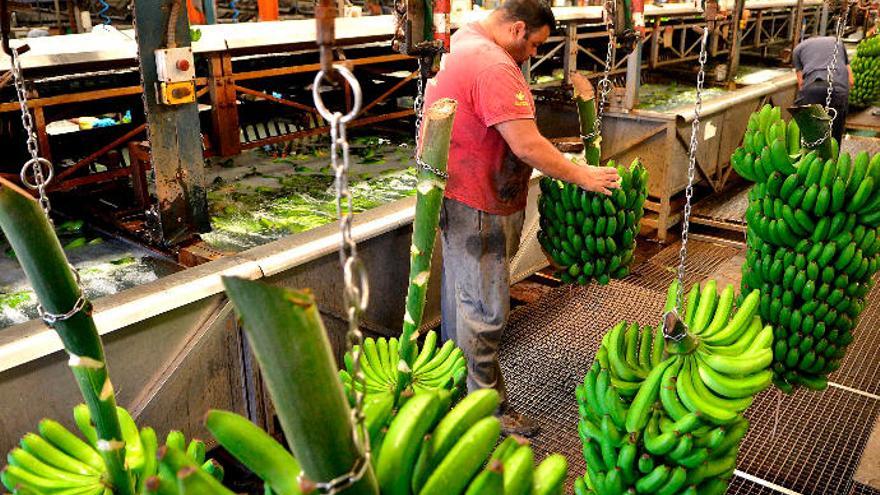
[423,0,620,437]
[792,36,855,145]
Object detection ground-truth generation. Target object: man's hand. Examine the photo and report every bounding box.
[573,162,621,196]
[495,118,621,195]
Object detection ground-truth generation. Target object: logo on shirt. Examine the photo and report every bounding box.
[514,91,529,107]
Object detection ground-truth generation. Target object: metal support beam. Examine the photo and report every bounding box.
[133,0,210,246]
[208,53,241,157]
[203,0,217,24]
[624,40,641,111]
[563,23,578,85]
[257,0,279,21]
[791,0,805,52]
[819,2,828,36]
[726,0,745,86]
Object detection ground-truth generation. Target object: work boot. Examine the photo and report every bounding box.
[499,408,540,438]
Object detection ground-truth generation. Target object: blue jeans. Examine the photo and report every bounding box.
[439,197,525,409]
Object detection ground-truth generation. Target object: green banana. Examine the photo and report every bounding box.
[419,416,501,495]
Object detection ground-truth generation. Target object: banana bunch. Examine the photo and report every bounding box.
[339,331,467,401]
[537,159,648,285]
[1,405,222,495]
[857,34,880,57]
[733,105,880,391]
[574,280,772,495]
[207,388,569,495]
[731,105,803,183]
[849,53,880,108]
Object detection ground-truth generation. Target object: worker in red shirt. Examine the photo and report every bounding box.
[423,0,620,436]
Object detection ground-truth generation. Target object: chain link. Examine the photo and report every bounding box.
[311,66,370,494]
[11,46,91,328]
[12,48,53,218]
[805,1,851,148]
[672,26,710,326]
[413,55,448,179]
[585,0,617,141]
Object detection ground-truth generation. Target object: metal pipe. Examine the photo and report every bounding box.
[725,0,746,85]
[674,73,796,122]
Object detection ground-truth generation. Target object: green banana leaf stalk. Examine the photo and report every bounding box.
[212,277,569,495]
[0,178,133,495]
[573,74,600,167]
[222,277,379,494]
[788,104,837,161]
[336,99,465,406]
[0,178,223,495]
[574,280,772,495]
[395,98,457,403]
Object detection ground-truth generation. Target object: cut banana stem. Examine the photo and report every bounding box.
[395,99,458,402]
[0,178,133,495]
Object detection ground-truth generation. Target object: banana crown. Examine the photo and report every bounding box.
[4,405,216,494]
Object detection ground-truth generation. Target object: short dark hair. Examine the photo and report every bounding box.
[498,0,556,34]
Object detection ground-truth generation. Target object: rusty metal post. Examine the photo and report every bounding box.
[316,0,337,79]
[791,0,805,52]
[133,0,210,245]
[33,104,52,164]
[563,23,578,85]
[207,53,241,157]
[624,39,641,111]
[726,0,745,86]
[1,0,11,55]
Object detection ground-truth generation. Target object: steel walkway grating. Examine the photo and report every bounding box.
[501,240,880,495]
[727,476,786,495]
[690,183,752,232]
[831,274,880,396]
[500,280,668,491]
[624,239,742,292]
[738,387,880,495]
[851,483,880,495]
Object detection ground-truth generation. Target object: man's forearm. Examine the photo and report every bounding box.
[513,135,586,183]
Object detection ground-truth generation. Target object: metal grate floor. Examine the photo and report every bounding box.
[501,241,880,495]
[690,183,752,233]
[831,274,880,396]
[738,387,880,495]
[851,483,880,495]
[624,239,742,292]
[500,280,667,491]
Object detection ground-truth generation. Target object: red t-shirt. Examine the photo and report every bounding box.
[423,22,536,215]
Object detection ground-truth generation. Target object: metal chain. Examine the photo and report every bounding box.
[311,66,370,494]
[12,48,52,217]
[671,26,710,329]
[583,0,616,142]
[414,55,448,179]
[11,47,90,328]
[824,9,847,123]
[802,0,851,149]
